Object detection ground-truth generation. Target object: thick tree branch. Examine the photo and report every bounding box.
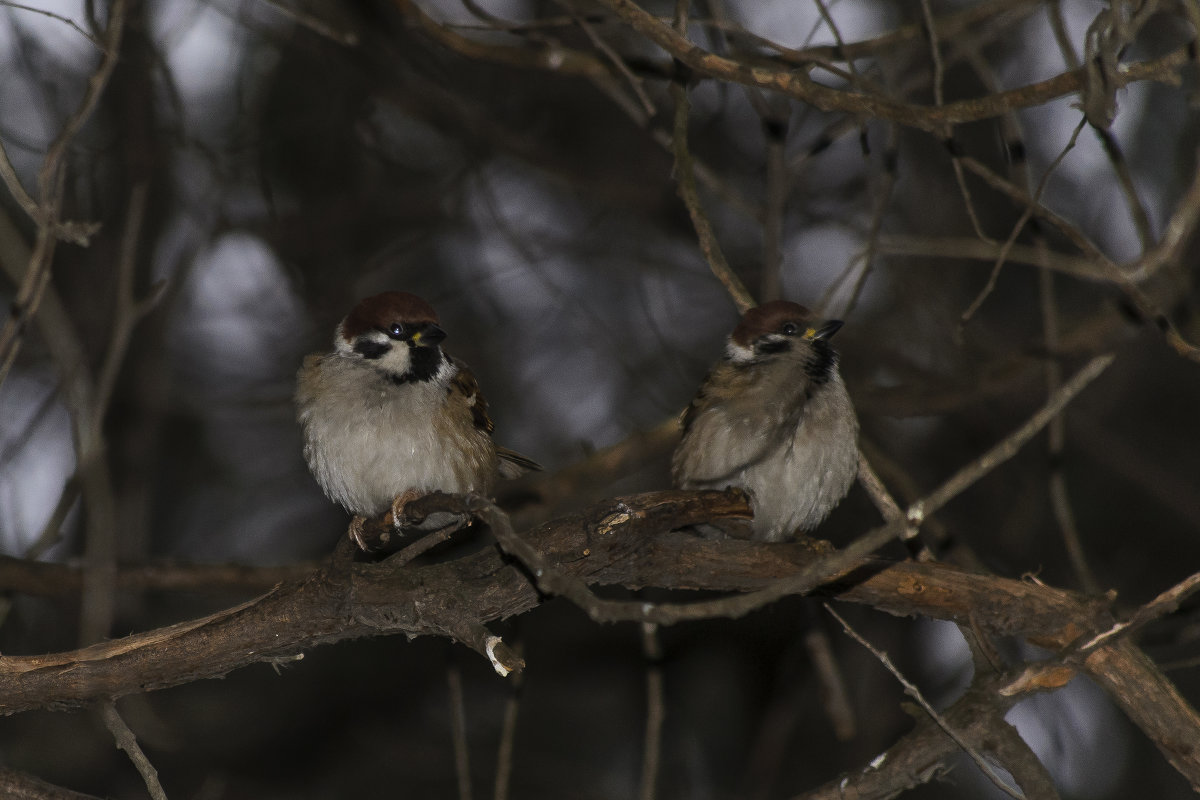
[1,487,1197,784]
[797,669,1059,800]
[0,768,102,800]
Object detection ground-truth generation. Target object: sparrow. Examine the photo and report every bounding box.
[295,291,540,547]
[671,301,859,542]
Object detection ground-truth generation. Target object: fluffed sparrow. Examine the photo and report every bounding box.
[296,292,539,546]
[672,301,858,541]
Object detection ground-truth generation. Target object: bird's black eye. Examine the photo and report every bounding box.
[388,323,405,340]
[781,322,799,336]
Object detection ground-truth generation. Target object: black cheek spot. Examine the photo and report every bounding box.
[354,339,390,360]
[755,339,791,356]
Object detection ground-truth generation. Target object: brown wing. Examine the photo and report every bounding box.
[449,358,542,476]
[674,359,790,484]
[682,360,753,433]
[450,358,494,435]
[680,370,713,435]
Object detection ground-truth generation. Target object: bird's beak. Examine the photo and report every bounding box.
[807,320,844,341]
[411,323,446,346]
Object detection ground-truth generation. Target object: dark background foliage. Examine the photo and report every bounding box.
[1,0,1199,797]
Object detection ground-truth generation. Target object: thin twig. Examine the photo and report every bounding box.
[565,2,655,116]
[98,701,169,800]
[842,125,899,318]
[1081,571,1200,652]
[92,185,157,423]
[824,605,1023,799]
[875,233,1113,283]
[79,183,154,646]
[669,65,756,312]
[959,115,1087,328]
[761,113,787,304]
[918,0,991,243]
[1091,125,1154,251]
[0,1,103,46]
[803,622,856,741]
[914,353,1114,519]
[856,450,904,524]
[948,16,1097,592]
[23,475,81,560]
[595,0,1196,131]
[638,621,665,800]
[447,658,473,800]
[919,0,946,108]
[492,649,522,800]
[956,151,1200,362]
[0,0,126,388]
[388,521,470,567]
[0,135,41,221]
[1124,145,1200,283]
[858,449,932,560]
[1039,256,1101,594]
[259,0,358,45]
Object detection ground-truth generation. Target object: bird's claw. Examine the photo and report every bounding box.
[348,515,373,551]
[387,488,424,531]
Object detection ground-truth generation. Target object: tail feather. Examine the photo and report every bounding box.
[497,447,542,478]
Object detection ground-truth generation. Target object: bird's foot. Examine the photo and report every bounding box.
[387,488,424,530]
[348,515,373,551]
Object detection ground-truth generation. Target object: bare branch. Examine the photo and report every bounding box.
[1081,571,1200,651]
[959,116,1087,328]
[826,604,1023,799]
[638,622,664,800]
[914,353,1114,520]
[492,655,522,800]
[258,0,359,45]
[0,0,126,387]
[591,0,1195,131]
[448,661,474,800]
[0,768,103,800]
[98,701,169,800]
[796,667,1060,800]
[670,79,756,313]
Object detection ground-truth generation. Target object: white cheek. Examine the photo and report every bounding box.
[725,340,755,363]
[377,343,413,374]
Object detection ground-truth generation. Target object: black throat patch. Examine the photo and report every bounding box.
[388,345,445,385]
[805,339,838,385]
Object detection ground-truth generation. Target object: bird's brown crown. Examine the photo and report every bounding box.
[340,292,440,342]
[731,301,815,347]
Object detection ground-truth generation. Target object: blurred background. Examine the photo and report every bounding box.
[1,0,1198,797]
